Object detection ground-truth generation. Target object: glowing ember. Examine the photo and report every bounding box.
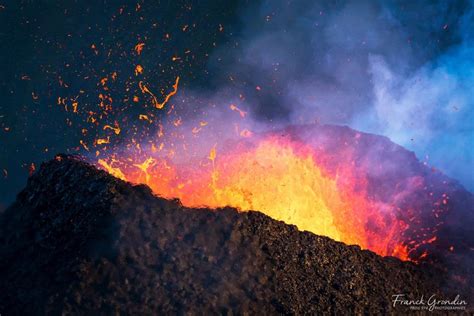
[135,65,144,76]
[96,137,110,145]
[156,76,180,109]
[134,43,145,55]
[138,76,180,109]
[103,123,121,135]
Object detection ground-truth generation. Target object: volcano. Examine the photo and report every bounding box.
[97,124,474,264]
[0,156,446,314]
[0,125,473,314]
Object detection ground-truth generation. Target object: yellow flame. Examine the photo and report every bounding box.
[98,159,126,180]
[200,141,344,242]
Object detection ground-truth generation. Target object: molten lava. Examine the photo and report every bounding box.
[98,135,410,260]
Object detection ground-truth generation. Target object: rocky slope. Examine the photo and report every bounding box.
[0,155,464,314]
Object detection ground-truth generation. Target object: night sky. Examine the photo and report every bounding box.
[1,0,473,210]
[0,0,246,209]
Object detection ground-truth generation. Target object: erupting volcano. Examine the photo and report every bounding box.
[2,1,474,313]
[95,123,467,263]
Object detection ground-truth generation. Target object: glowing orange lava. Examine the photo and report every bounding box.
[98,136,410,260]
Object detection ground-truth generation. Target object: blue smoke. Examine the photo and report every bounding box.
[211,0,474,191]
[354,4,474,191]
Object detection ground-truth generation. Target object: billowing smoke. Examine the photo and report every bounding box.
[357,10,474,191]
[195,0,473,191]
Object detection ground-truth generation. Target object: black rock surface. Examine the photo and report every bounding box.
[0,155,464,314]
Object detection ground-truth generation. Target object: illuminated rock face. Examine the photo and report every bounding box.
[1,155,468,315]
[97,124,474,264]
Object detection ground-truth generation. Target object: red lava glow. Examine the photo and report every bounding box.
[98,135,412,260]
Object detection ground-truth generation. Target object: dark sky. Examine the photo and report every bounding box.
[0,0,247,209]
[1,0,473,210]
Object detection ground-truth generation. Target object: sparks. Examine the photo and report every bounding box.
[229,104,247,118]
[103,124,121,135]
[156,76,180,109]
[134,43,145,55]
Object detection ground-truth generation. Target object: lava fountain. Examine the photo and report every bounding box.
[98,132,413,260]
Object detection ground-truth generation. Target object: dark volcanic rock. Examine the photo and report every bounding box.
[0,155,459,314]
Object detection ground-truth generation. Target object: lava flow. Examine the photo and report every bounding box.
[98,134,411,260]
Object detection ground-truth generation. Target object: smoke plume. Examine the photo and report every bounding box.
[195,0,474,191]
